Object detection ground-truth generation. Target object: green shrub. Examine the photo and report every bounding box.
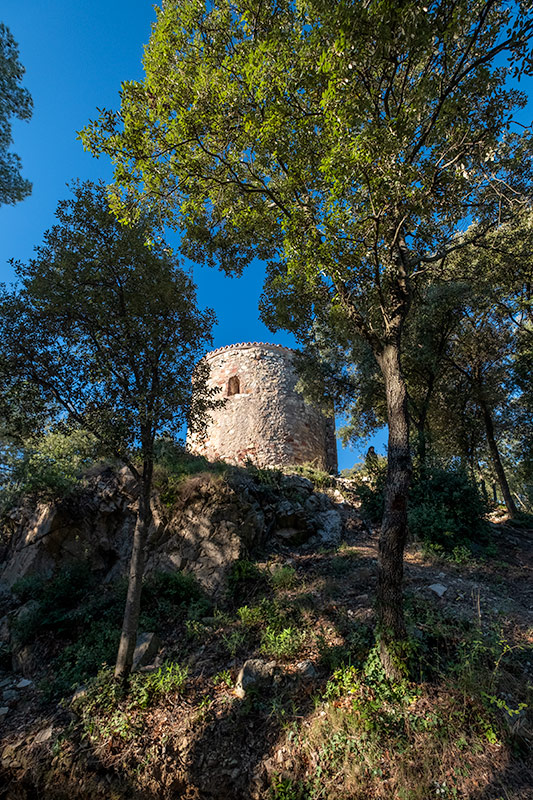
[141,570,208,625]
[260,626,305,659]
[129,662,188,707]
[12,562,98,643]
[73,662,188,741]
[222,628,249,657]
[409,466,488,551]
[153,438,227,505]
[506,511,533,529]
[354,462,488,552]
[244,462,282,487]
[11,573,46,604]
[269,774,306,800]
[226,559,269,604]
[213,669,232,687]
[271,565,297,589]
[43,619,121,699]
[237,604,265,626]
[13,565,205,697]
[285,463,334,488]
[354,469,387,523]
[5,429,101,503]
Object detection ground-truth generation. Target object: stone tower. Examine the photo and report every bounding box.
[187,342,337,472]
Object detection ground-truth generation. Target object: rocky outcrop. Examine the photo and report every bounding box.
[0,466,360,599]
[147,473,268,594]
[0,467,139,591]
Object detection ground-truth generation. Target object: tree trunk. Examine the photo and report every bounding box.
[115,456,154,684]
[480,401,517,517]
[414,421,427,469]
[376,342,412,680]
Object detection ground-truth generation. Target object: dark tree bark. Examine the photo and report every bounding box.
[376,341,412,680]
[411,376,435,470]
[115,455,154,684]
[414,419,427,468]
[480,400,517,517]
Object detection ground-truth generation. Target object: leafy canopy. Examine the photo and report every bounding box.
[0,181,216,473]
[83,0,533,350]
[0,23,32,206]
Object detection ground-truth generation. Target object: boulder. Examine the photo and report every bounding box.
[304,491,333,514]
[132,632,160,671]
[295,660,317,680]
[2,688,18,703]
[12,643,36,677]
[235,659,277,698]
[275,499,307,528]
[33,726,53,745]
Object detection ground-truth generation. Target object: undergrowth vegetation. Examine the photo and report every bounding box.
[2,530,531,800]
[270,599,532,800]
[73,661,189,743]
[1,458,531,800]
[11,563,208,699]
[352,460,491,555]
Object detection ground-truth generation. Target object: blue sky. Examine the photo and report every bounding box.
[4,1,530,472]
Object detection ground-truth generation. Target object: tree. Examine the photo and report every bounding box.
[0,181,217,683]
[0,23,32,206]
[82,0,533,678]
[444,304,519,515]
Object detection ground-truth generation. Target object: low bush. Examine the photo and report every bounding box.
[2,429,102,507]
[73,662,188,742]
[226,559,269,604]
[284,463,334,488]
[153,438,227,506]
[278,616,530,800]
[409,466,489,551]
[260,625,306,659]
[13,563,206,698]
[271,565,297,589]
[353,461,489,553]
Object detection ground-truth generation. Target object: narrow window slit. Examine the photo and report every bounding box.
[227,376,240,396]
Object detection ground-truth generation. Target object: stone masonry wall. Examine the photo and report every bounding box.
[187,343,338,472]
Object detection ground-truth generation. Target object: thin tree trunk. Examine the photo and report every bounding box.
[376,342,412,680]
[415,421,427,469]
[115,456,154,684]
[480,401,517,517]
[414,377,435,471]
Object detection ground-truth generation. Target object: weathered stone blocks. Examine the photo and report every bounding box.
[187,342,337,472]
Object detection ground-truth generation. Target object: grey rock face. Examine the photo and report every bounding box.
[315,509,343,546]
[280,475,314,494]
[304,492,332,513]
[0,466,355,622]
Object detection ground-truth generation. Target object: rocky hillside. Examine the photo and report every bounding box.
[0,465,360,596]
[0,466,531,800]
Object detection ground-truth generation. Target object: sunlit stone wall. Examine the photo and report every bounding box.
[187,342,337,472]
